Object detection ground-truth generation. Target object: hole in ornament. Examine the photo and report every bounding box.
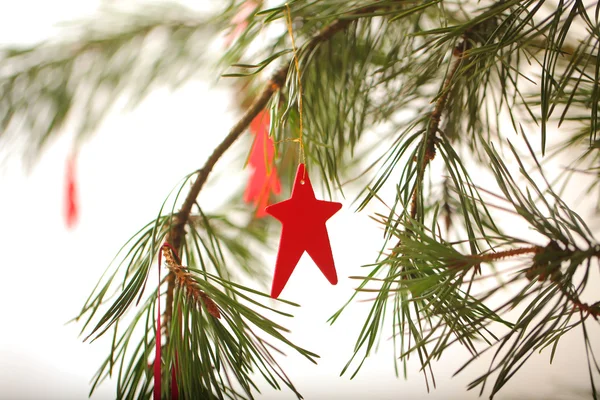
[300,179,305,185]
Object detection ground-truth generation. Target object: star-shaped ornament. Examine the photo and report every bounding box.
[265,164,342,298]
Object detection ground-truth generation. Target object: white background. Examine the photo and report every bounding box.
[0,1,597,399]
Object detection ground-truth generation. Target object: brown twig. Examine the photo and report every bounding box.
[163,3,391,332]
[562,286,600,319]
[162,247,221,319]
[410,40,467,219]
[523,242,600,319]
[447,245,541,273]
[476,245,541,262]
[445,245,595,320]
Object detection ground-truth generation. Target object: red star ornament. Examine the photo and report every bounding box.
[265,164,342,298]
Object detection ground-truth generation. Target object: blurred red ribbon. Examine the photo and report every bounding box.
[64,152,79,228]
[224,1,259,46]
[244,110,281,217]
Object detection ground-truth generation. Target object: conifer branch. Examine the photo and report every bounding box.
[448,245,541,273]
[471,245,600,319]
[56,0,600,397]
[164,1,393,332]
[162,246,221,319]
[410,39,467,219]
[562,286,600,320]
[477,245,541,262]
[0,5,218,163]
[164,66,286,329]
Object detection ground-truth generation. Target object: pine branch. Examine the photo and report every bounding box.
[75,203,318,398]
[328,1,600,394]
[162,246,221,319]
[410,39,467,219]
[0,4,220,163]
[164,67,286,331]
[163,0,406,334]
[27,0,600,397]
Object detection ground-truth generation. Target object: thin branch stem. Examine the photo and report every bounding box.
[475,245,599,318]
[446,245,539,273]
[476,245,540,262]
[410,40,467,219]
[563,287,600,319]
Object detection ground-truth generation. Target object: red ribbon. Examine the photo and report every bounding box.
[244,110,281,217]
[155,243,181,400]
[64,152,79,228]
[154,247,163,400]
[171,354,180,400]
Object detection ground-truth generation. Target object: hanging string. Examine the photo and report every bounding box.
[284,3,306,175]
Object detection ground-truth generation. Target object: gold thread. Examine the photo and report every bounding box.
[285,3,306,174]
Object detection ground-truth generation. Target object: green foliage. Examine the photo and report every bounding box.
[75,177,316,399]
[3,0,600,398]
[0,3,226,164]
[166,271,316,399]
